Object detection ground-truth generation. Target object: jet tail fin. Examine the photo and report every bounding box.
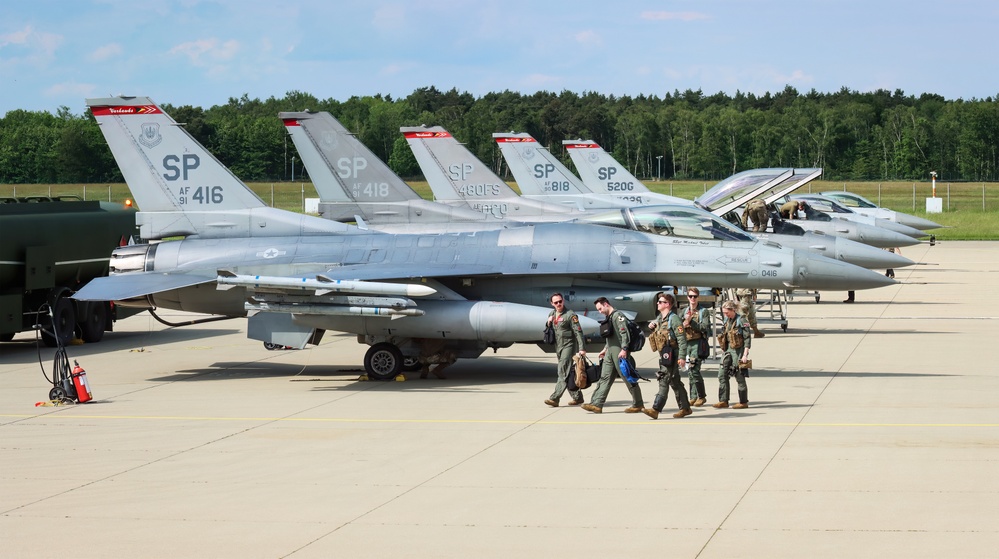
[563,140,652,194]
[87,97,359,240]
[494,132,592,196]
[87,97,266,213]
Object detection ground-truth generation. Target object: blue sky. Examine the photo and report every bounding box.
[2,0,996,116]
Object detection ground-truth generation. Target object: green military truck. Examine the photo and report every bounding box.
[0,196,137,346]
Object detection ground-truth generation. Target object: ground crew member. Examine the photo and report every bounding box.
[714,300,751,409]
[679,287,710,406]
[780,199,806,219]
[736,288,765,338]
[582,297,645,414]
[544,292,585,407]
[741,199,769,231]
[643,293,691,419]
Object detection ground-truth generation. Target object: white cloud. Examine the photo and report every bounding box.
[169,38,241,65]
[43,81,96,98]
[641,11,710,22]
[0,25,63,61]
[89,43,122,62]
[373,4,405,30]
[574,30,602,46]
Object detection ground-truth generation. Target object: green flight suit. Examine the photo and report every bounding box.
[650,310,690,413]
[589,310,644,409]
[718,314,751,405]
[680,304,710,401]
[547,307,586,403]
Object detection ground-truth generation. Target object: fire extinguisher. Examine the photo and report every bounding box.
[71,360,93,403]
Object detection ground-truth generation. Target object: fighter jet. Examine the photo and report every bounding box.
[280,111,697,321]
[791,193,929,239]
[76,96,892,380]
[820,190,943,231]
[498,134,918,250]
[486,135,912,269]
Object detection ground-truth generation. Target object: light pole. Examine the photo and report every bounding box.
[656,155,663,182]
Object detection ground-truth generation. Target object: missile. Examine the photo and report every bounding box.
[244,301,425,317]
[216,270,436,297]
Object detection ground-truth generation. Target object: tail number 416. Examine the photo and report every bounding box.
[179,185,224,204]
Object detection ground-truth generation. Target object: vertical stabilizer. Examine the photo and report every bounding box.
[493,132,593,196]
[406,126,578,220]
[87,96,358,239]
[564,140,687,204]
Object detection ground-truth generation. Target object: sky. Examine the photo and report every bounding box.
[2,0,997,116]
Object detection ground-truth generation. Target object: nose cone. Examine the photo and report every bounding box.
[793,251,897,291]
[852,222,921,248]
[895,212,943,231]
[832,237,916,269]
[875,218,930,239]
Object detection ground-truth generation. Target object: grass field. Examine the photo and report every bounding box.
[3,179,996,240]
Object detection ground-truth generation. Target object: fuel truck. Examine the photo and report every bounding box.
[0,196,137,346]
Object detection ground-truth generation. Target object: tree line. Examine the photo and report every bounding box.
[2,86,998,185]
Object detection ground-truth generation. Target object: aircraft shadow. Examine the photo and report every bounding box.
[0,328,243,365]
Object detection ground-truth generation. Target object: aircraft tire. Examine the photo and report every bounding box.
[364,343,403,380]
[402,357,422,372]
[79,301,108,343]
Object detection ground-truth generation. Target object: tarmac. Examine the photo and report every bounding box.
[1,240,997,558]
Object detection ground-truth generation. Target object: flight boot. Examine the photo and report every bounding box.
[643,396,666,419]
[753,328,765,338]
[713,401,729,409]
[673,408,692,418]
[581,404,602,414]
[732,402,749,409]
[624,406,645,413]
[544,399,558,407]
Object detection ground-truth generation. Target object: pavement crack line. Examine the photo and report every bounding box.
[695,293,894,557]
[279,408,560,558]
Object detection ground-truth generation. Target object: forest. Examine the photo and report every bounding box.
[2,86,998,185]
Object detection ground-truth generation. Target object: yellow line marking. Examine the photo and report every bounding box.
[2,414,997,427]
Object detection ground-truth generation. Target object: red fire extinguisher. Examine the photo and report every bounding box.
[71,360,93,403]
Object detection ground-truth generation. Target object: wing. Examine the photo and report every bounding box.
[73,272,216,301]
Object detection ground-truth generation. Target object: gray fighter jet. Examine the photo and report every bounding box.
[544,134,915,250]
[819,190,943,231]
[75,97,893,380]
[791,193,929,239]
[483,135,911,269]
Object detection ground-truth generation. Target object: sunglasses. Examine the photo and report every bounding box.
[552,300,564,304]
[657,300,669,304]
[687,295,698,298]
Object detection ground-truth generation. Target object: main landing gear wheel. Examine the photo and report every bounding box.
[402,357,421,372]
[364,343,403,380]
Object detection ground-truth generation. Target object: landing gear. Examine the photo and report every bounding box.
[364,343,403,380]
[402,357,421,372]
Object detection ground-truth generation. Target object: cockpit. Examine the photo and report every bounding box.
[821,191,879,209]
[579,205,756,242]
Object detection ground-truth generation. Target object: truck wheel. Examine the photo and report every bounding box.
[79,302,108,343]
[42,297,76,348]
[364,343,403,380]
